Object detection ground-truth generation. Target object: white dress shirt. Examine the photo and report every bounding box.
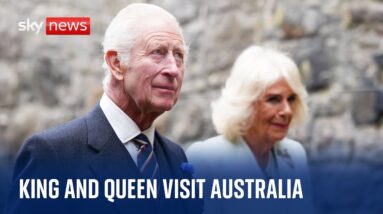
[99,93,155,166]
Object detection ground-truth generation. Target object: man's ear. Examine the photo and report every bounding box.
[105,50,124,80]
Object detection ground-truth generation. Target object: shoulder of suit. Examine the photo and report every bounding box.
[276,138,306,155]
[186,135,249,178]
[275,138,309,167]
[22,115,87,153]
[187,135,231,153]
[186,135,236,162]
[188,136,306,157]
[37,116,86,140]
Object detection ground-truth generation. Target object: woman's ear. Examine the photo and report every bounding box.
[105,50,124,80]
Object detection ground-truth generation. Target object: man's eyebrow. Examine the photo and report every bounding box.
[144,41,164,51]
[173,45,185,53]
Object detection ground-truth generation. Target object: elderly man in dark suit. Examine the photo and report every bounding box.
[5,3,201,214]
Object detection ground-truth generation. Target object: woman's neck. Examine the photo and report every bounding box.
[243,132,275,170]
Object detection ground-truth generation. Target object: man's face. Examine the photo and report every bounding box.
[122,21,185,114]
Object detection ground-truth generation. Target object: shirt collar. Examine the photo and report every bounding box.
[99,93,155,146]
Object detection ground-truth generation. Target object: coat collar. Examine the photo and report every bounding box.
[85,104,141,178]
[235,137,297,178]
[155,132,188,179]
[84,104,188,179]
[273,139,297,177]
[86,104,115,151]
[85,104,156,213]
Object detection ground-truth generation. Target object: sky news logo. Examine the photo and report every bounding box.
[18,17,91,35]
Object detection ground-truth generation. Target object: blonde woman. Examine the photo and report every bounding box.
[187,45,312,214]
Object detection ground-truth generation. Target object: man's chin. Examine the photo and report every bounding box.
[152,100,176,112]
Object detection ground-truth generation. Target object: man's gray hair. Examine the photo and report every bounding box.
[101,3,185,91]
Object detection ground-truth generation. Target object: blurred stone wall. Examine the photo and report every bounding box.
[1,0,383,213]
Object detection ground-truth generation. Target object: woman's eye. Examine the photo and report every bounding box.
[288,95,297,103]
[267,96,280,103]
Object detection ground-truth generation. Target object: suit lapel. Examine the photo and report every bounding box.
[274,140,295,178]
[156,132,203,214]
[85,104,140,179]
[88,134,141,179]
[154,132,191,214]
[85,105,187,180]
[85,105,156,214]
[154,136,174,179]
[154,132,186,179]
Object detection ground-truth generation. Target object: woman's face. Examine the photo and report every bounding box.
[250,78,298,143]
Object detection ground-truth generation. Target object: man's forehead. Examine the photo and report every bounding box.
[130,16,186,51]
[139,17,183,37]
[132,26,185,52]
[143,31,184,45]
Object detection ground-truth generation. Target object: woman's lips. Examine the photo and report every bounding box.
[271,122,289,129]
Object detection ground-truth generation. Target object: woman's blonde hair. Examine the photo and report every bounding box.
[212,45,308,141]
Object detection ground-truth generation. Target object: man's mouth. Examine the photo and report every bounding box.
[153,85,177,93]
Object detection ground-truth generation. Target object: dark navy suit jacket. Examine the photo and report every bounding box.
[5,105,202,214]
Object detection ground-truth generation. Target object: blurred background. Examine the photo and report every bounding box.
[1,0,383,213]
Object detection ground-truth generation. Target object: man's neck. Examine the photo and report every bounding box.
[106,91,160,130]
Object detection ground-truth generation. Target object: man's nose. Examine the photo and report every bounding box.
[162,52,180,77]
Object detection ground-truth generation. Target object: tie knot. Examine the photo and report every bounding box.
[134,133,150,143]
[133,134,151,150]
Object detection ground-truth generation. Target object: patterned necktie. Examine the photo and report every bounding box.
[133,134,160,179]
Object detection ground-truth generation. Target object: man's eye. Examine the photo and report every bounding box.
[152,49,165,55]
[174,52,184,60]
